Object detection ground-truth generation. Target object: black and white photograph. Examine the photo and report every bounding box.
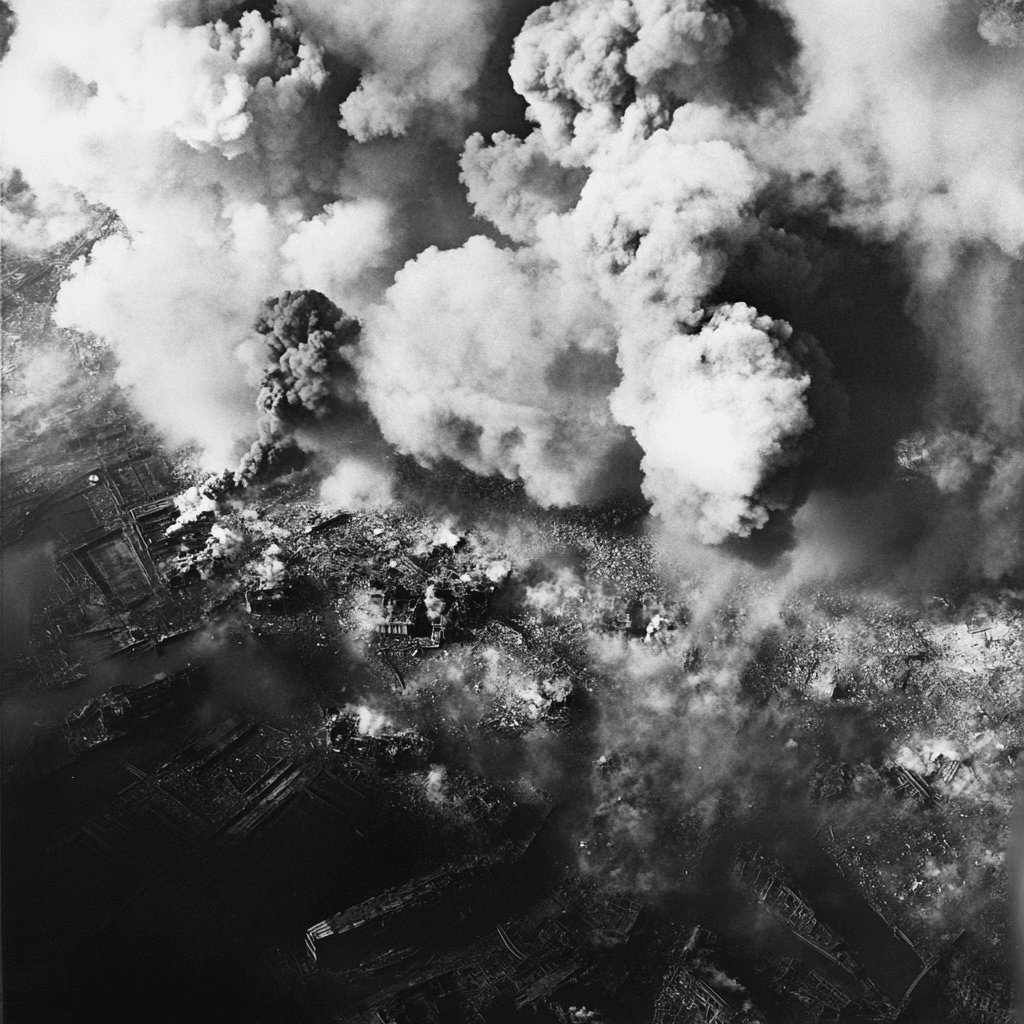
[1,1,1023,1021]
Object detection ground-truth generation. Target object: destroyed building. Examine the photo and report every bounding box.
[2,455,216,688]
[325,711,434,772]
[652,962,744,1024]
[878,761,939,807]
[847,752,969,811]
[553,878,643,948]
[244,579,322,616]
[371,587,424,637]
[732,845,893,1015]
[652,929,764,1024]
[368,585,456,649]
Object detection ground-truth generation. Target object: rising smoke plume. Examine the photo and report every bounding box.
[236,289,366,482]
[5,0,1024,571]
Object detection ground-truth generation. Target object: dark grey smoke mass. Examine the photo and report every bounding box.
[237,289,376,486]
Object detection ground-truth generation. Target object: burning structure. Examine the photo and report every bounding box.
[324,710,433,772]
[367,585,453,650]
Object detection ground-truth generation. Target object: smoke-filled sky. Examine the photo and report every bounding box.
[5,0,1024,587]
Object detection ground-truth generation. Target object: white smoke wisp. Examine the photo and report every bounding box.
[256,542,287,586]
[319,458,394,510]
[402,645,574,733]
[524,567,587,621]
[207,523,246,561]
[424,584,446,622]
[424,765,448,803]
[167,484,220,535]
[431,522,463,550]
[355,703,392,736]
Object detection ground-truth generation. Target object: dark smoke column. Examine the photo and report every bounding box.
[239,290,367,486]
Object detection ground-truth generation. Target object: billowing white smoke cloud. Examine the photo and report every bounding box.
[362,235,629,506]
[555,109,812,538]
[612,304,810,542]
[362,1,815,540]
[3,0,818,542]
[288,0,500,141]
[3,0,507,475]
[53,200,289,465]
[359,0,1024,550]
[508,0,733,155]
[772,0,1024,259]
[281,199,393,302]
[1,0,398,466]
[11,0,1024,556]
[752,0,1024,575]
[460,130,588,243]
